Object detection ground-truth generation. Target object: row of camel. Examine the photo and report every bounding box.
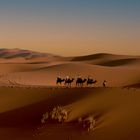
[56,77,98,87]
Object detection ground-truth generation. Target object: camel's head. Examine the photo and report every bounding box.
[94,80,97,83]
[84,79,87,82]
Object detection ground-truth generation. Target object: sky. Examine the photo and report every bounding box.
[0,0,140,56]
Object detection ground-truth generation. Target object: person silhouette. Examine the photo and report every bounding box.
[103,80,107,87]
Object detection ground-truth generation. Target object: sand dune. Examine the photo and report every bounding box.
[96,58,140,67]
[0,87,140,140]
[0,49,140,140]
[71,53,140,67]
[0,49,140,67]
[71,53,122,61]
[0,48,64,64]
[0,62,139,87]
[0,48,55,59]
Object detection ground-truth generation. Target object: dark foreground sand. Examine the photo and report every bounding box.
[0,87,140,140]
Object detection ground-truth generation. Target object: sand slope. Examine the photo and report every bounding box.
[0,62,139,87]
[0,49,140,140]
[0,87,140,140]
[0,49,139,87]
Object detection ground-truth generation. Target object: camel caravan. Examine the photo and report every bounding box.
[56,76,99,88]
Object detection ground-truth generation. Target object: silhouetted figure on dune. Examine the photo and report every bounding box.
[87,77,97,87]
[65,78,74,87]
[76,78,87,87]
[103,80,107,87]
[56,77,65,85]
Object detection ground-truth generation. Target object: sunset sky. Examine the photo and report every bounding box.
[0,0,140,56]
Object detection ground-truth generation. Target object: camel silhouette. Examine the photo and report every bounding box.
[76,78,87,87]
[87,78,97,87]
[65,78,74,87]
[56,77,65,85]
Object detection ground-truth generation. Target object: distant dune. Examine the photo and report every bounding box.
[0,48,64,63]
[0,48,139,87]
[71,53,140,67]
[96,58,140,67]
[71,53,117,61]
[0,48,56,59]
[0,49,140,66]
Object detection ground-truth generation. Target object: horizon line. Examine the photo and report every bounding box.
[0,47,140,57]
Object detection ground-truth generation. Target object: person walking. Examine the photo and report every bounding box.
[103,80,107,87]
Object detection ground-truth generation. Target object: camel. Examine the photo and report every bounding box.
[65,78,74,87]
[56,77,65,85]
[76,78,87,87]
[87,78,97,87]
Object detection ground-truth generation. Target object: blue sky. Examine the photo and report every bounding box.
[0,0,140,17]
[0,0,140,55]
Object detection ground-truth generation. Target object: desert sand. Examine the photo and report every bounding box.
[0,49,140,140]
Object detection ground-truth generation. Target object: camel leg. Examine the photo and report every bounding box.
[65,83,67,87]
[78,83,80,88]
[66,83,68,88]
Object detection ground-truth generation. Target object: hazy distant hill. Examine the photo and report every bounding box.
[0,48,58,59]
[0,48,139,66]
[71,53,140,67]
[0,48,64,63]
